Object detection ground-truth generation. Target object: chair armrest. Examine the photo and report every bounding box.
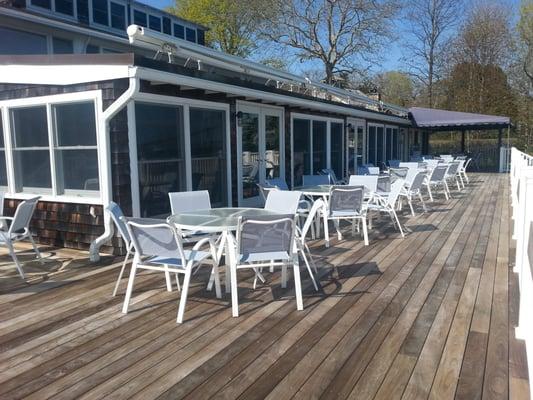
[0,216,14,221]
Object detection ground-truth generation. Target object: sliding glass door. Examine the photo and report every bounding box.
[346,118,365,175]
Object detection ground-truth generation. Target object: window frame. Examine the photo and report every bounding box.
[290,112,344,188]
[28,0,78,21]
[0,91,105,204]
[127,92,232,217]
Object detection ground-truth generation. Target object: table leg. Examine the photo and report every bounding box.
[226,232,239,317]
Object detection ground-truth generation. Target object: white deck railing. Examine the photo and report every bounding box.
[511,147,533,395]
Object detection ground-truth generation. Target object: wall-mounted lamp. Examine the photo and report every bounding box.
[236,111,243,127]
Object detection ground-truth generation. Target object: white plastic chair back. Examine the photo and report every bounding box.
[169,190,211,215]
[457,160,465,172]
[367,167,380,175]
[125,218,186,261]
[404,168,421,185]
[377,176,391,192]
[9,197,40,235]
[446,162,460,176]
[399,162,419,169]
[320,168,338,184]
[463,158,472,170]
[265,178,289,190]
[440,155,454,162]
[237,215,295,259]
[388,160,401,168]
[409,172,427,192]
[328,186,364,217]
[348,175,378,193]
[303,175,329,186]
[429,165,448,182]
[425,159,441,169]
[264,190,302,215]
[386,180,404,207]
[106,201,131,245]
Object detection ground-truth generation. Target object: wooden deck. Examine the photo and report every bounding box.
[0,173,529,400]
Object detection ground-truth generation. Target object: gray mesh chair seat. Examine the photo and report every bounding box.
[231,215,303,317]
[322,186,369,247]
[0,197,43,280]
[121,217,220,323]
[445,162,462,191]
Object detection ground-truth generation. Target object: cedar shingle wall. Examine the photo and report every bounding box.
[0,80,131,255]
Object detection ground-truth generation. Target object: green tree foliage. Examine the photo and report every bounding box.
[167,0,272,57]
[375,71,415,107]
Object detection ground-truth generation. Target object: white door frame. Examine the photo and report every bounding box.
[346,118,366,174]
[236,101,285,206]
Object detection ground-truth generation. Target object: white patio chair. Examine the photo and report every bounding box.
[399,162,420,169]
[399,171,428,216]
[445,162,461,192]
[320,168,346,185]
[265,177,290,190]
[367,180,405,238]
[322,186,369,247]
[455,160,466,189]
[367,167,380,175]
[440,155,454,162]
[303,175,330,186]
[122,218,220,323]
[388,160,401,168]
[106,201,138,297]
[168,190,216,244]
[424,159,441,170]
[263,190,318,290]
[232,215,303,316]
[424,164,450,201]
[459,158,472,184]
[0,197,43,280]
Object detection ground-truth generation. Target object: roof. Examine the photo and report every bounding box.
[409,107,510,131]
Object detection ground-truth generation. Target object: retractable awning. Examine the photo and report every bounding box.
[409,107,510,131]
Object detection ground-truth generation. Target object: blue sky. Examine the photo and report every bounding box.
[139,0,522,74]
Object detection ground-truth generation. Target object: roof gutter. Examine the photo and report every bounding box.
[90,75,139,262]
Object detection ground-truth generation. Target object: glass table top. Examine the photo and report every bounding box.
[168,207,283,231]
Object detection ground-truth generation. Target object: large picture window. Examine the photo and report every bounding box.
[312,121,327,174]
[0,27,47,55]
[135,103,186,217]
[0,113,8,187]
[6,99,100,198]
[293,118,311,187]
[330,122,344,180]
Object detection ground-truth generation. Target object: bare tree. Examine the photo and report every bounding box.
[259,0,400,86]
[402,0,460,108]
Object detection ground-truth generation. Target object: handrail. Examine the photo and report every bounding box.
[510,147,533,399]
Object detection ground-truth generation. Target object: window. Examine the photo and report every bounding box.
[133,9,147,27]
[392,127,399,159]
[11,107,52,193]
[0,113,7,187]
[330,122,344,180]
[55,0,74,16]
[293,118,311,187]
[376,125,384,165]
[185,27,196,42]
[86,44,100,53]
[8,101,100,197]
[173,23,184,39]
[385,126,393,162]
[0,27,47,55]
[312,121,327,174]
[77,0,89,24]
[53,103,99,194]
[367,125,376,165]
[110,2,126,30]
[162,17,171,35]
[197,29,205,45]
[190,108,228,207]
[149,15,161,32]
[93,0,109,25]
[53,37,73,54]
[31,0,51,9]
[135,103,186,217]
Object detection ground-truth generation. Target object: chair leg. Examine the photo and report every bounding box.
[323,215,330,248]
[418,192,428,212]
[299,248,318,291]
[362,217,369,246]
[213,265,221,299]
[427,184,434,202]
[112,248,131,297]
[391,210,405,238]
[281,265,287,288]
[8,242,25,280]
[304,243,318,273]
[177,269,192,323]
[175,273,181,291]
[408,195,415,216]
[164,264,172,292]
[122,263,137,314]
[292,258,304,311]
[334,219,342,241]
[28,234,44,264]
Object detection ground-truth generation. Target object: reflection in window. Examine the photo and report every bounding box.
[134,10,147,27]
[0,113,7,187]
[312,121,327,174]
[110,2,126,30]
[0,27,47,55]
[240,112,259,200]
[149,15,161,32]
[53,38,73,54]
[135,103,185,217]
[77,0,89,24]
[190,108,227,207]
[197,29,205,45]
[331,122,344,180]
[56,0,74,15]
[31,0,51,9]
[162,17,171,34]
[11,107,52,193]
[86,44,100,53]
[265,115,280,180]
[93,0,109,25]
[293,118,310,187]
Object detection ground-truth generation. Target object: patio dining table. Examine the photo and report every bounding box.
[168,207,285,317]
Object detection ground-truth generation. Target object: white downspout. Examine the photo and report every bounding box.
[90,75,139,262]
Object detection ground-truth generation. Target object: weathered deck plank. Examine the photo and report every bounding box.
[0,173,527,400]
